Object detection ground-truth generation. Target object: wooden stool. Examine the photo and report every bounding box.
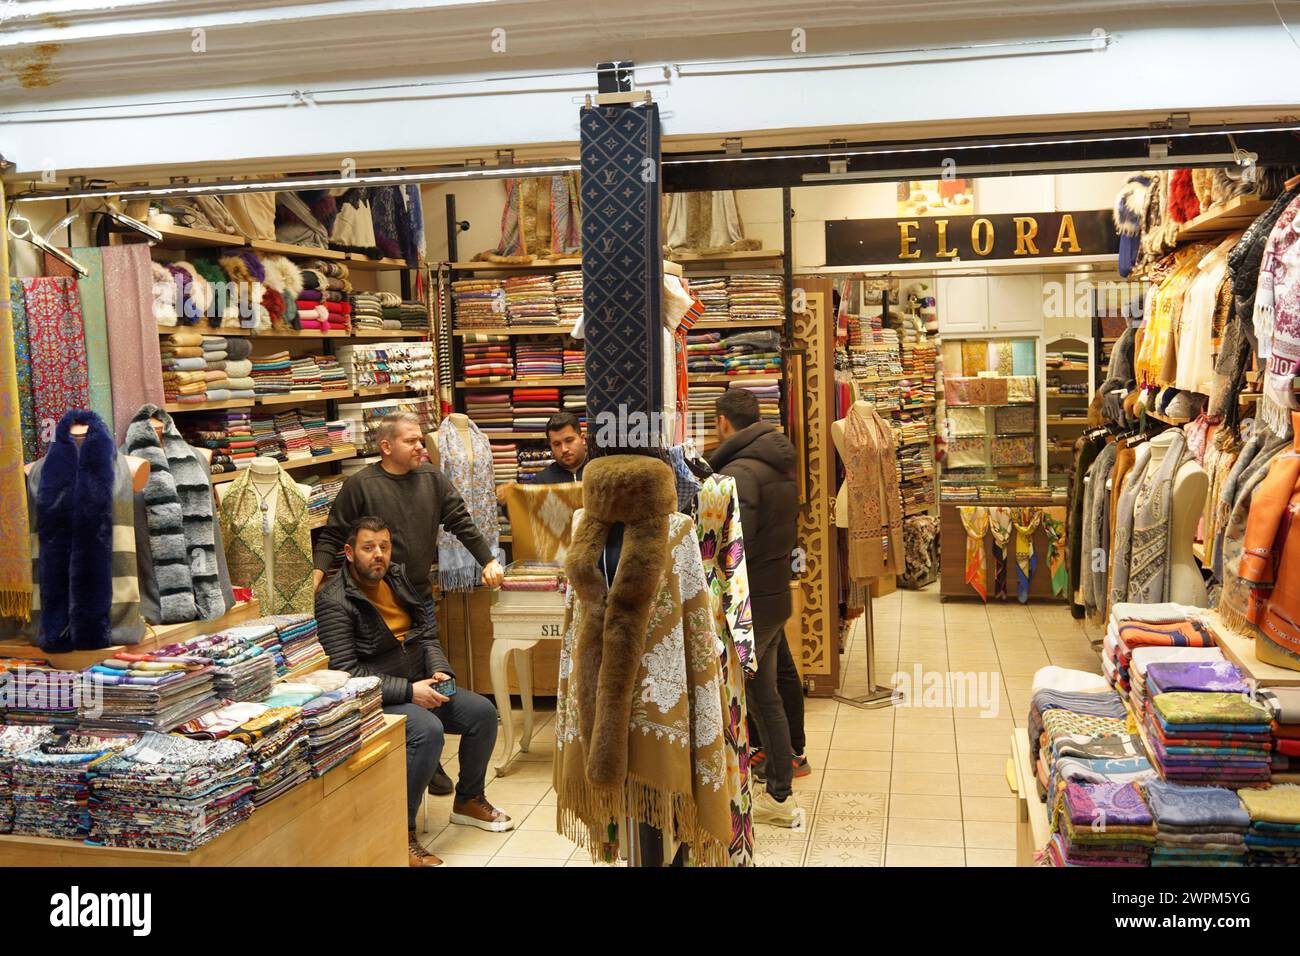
[489,590,567,774]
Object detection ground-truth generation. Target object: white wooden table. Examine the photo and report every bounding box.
[489,590,567,773]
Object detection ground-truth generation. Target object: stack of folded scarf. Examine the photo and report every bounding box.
[453,278,505,328]
[227,705,312,806]
[690,276,728,320]
[377,291,403,330]
[301,413,331,456]
[689,385,726,446]
[251,413,287,461]
[327,419,354,452]
[10,731,138,839]
[501,561,565,592]
[289,355,322,393]
[161,329,213,404]
[80,653,219,734]
[462,335,513,383]
[350,291,383,331]
[1102,603,1215,697]
[514,387,560,435]
[687,331,726,373]
[0,726,56,832]
[181,417,235,473]
[492,441,519,483]
[1142,779,1249,866]
[252,350,293,396]
[274,410,313,461]
[503,274,558,325]
[1028,666,1134,799]
[722,330,782,374]
[727,274,784,321]
[261,614,327,678]
[1141,690,1272,788]
[728,378,781,425]
[515,342,564,379]
[5,666,80,727]
[216,337,255,400]
[466,391,513,439]
[346,676,384,741]
[168,627,279,703]
[554,270,583,325]
[317,355,349,393]
[1257,686,1300,782]
[301,686,363,776]
[1047,781,1156,866]
[226,410,256,468]
[88,732,256,850]
[1128,645,1227,715]
[306,474,346,527]
[517,447,553,481]
[1239,785,1300,864]
[196,335,232,401]
[563,389,586,429]
[563,347,584,377]
[399,299,429,332]
[176,700,271,740]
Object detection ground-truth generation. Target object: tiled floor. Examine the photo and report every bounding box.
[418,586,1105,866]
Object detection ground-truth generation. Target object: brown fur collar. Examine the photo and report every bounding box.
[564,455,676,786]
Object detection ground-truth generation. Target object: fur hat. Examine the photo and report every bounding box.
[260,254,303,298]
[151,262,177,326]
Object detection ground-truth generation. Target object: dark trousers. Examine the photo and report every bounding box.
[385,689,498,830]
[747,633,806,755]
[747,620,795,801]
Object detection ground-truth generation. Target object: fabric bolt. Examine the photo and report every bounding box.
[103,246,166,444]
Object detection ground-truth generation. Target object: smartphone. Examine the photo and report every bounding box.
[433,676,457,698]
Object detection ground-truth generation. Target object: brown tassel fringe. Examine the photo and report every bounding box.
[0,589,31,621]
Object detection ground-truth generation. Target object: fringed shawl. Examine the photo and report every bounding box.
[1081,442,1117,619]
[844,405,904,582]
[1108,442,1151,611]
[435,418,499,592]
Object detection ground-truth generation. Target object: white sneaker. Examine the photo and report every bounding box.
[752,788,802,828]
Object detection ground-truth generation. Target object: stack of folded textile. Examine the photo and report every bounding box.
[399,300,429,332]
[88,732,256,851]
[517,448,553,481]
[0,726,56,832]
[1102,603,1214,698]
[562,389,586,425]
[11,731,138,839]
[297,261,352,332]
[689,385,726,445]
[1239,785,1300,864]
[514,388,560,435]
[197,335,233,401]
[264,614,328,678]
[1047,781,1156,866]
[275,411,313,461]
[563,347,584,377]
[289,355,322,393]
[346,676,384,741]
[4,666,80,727]
[301,687,363,776]
[1140,687,1272,788]
[462,336,513,383]
[327,419,355,451]
[250,413,287,461]
[213,621,283,674]
[175,700,270,740]
[515,342,564,379]
[728,378,781,426]
[217,338,255,401]
[722,330,782,375]
[161,330,214,405]
[80,654,219,734]
[228,705,312,806]
[687,331,726,373]
[465,391,514,439]
[1028,666,1135,799]
[225,411,256,468]
[453,279,505,328]
[1257,687,1300,782]
[313,355,348,394]
[1128,645,1227,716]
[169,627,279,703]
[350,291,383,331]
[503,275,558,325]
[181,416,235,473]
[1142,779,1249,866]
[727,274,784,321]
[300,412,331,456]
[554,270,583,324]
[252,350,293,396]
[306,474,346,527]
[690,276,728,320]
[378,291,403,331]
[501,562,565,592]
[262,681,322,708]
[492,442,519,483]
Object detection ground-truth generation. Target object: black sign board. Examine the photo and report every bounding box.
[825,210,1117,266]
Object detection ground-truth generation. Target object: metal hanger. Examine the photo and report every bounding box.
[7,208,88,276]
[93,209,162,245]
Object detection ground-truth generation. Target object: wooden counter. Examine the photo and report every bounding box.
[939,500,1067,602]
[1010,727,1050,867]
[0,714,407,867]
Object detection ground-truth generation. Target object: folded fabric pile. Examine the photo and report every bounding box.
[175,700,270,740]
[297,261,352,332]
[327,419,355,451]
[213,621,283,674]
[690,276,728,320]
[228,705,312,806]
[0,725,56,832]
[80,653,219,733]
[563,347,584,377]
[5,666,80,727]
[300,412,331,457]
[399,300,429,332]
[11,731,138,839]
[687,331,726,373]
[347,676,384,741]
[900,338,937,406]
[1257,686,1300,782]
[728,378,781,426]
[1102,604,1215,697]
[518,447,553,481]
[501,561,565,592]
[164,626,279,703]
[88,732,255,851]
[180,415,235,473]
[515,342,564,380]
[514,387,560,435]
[466,390,514,439]
[276,410,313,461]
[1239,785,1300,865]
[554,270,583,324]
[1142,779,1248,866]
[263,613,328,678]
[727,274,783,321]
[350,291,383,331]
[1141,690,1272,788]
[301,686,363,776]
[453,279,505,328]
[161,331,254,405]
[251,413,287,461]
[462,335,513,383]
[689,385,726,445]
[289,355,322,394]
[492,441,519,483]
[1047,781,1156,866]
[1029,666,1136,800]
[225,410,255,468]
[251,350,293,396]
[1128,645,1227,715]
[722,330,782,375]
[262,681,322,708]
[503,274,558,325]
[306,474,346,525]
[377,291,402,330]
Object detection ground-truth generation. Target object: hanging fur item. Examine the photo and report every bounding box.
[1113,173,1151,278]
[124,404,228,623]
[1168,169,1202,224]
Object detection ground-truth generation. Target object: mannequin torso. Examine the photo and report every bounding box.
[449,413,474,470]
[216,457,311,598]
[26,423,152,492]
[831,401,874,530]
[1145,430,1208,606]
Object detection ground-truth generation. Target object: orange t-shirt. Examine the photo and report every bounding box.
[357,577,412,643]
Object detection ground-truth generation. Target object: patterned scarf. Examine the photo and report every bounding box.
[1013,508,1042,604]
[0,274,32,618]
[988,507,1014,600]
[1108,443,1152,610]
[1218,432,1291,633]
[8,280,38,463]
[501,481,583,564]
[20,276,88,458]
[1080,442,1117,618]
[1128,432,1188,605]
[958,506,989,602]
[844,405,905,581]
[435,418,499,591]
[1255,196,1300,433]
[1041,507,1069,597]
[219,468,312,615]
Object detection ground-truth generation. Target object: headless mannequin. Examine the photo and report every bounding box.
[427,413,474,472]
[26,422,151,492]
[831,401,891,537]
[216,457,311,602]
[1146,429,1208,606]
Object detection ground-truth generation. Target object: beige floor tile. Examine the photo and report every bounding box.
[826,749,892,772]
[963,820,1017,850]
[812,814,887,843]
[816,791,889,816]
[805,698,838,715]
[804,712,836,731]
[487,856,564,867]
[892,752,958,774]
[894,732,957,754]
[885,817,965,847]
[892,714,955,731]
[886,794,962,820]
[961,796,1017,822]
[958,753,1010,776]
[485,779,553,805]
[518,805,559,830]
[496,828,581,860]
[753,841,808,867]
[956,732,1014,755]
[885,844,966,867]
[954,717,1015,735]
[964,848,1016,867]
[805,838,885,866]
[565,855,624,868]
[890,771,960,796]
[830,730,894,751]
[802,730,832,750]
[429,823,519,856]
[433,853,492,867]
[821,769,892,791]
[537,787,557,806]
[960,773,1015,798]
[833,714,896,735]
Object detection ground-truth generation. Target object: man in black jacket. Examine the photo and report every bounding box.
[316,517,514,867]
[709,388,804,828]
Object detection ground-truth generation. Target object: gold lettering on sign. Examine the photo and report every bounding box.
[1054,214,1081,254]
[1013,216,1039,256]
[898,221,921,259]
[935,220,957,258]
[971,218,994,256]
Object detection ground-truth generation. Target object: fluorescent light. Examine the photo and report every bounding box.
[802,153,1245,183]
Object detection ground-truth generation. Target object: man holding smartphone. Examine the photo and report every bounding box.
[316,516,514,868]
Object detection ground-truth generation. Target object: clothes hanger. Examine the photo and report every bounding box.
[93,209,162,245]
[7,208,89,276]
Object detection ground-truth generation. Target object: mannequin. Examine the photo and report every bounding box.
[216,457,312,603]
[1147,429,1208,606]
[448,412,475,469]
[28,422,151,491]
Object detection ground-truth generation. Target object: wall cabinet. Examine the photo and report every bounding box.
[937,275,1045,335]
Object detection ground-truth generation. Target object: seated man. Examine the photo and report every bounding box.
[316,516,514,868]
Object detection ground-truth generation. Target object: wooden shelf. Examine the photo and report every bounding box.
[255,329,351,339]
[904,503,936,517]
[1046,362,1090,372]
[894,402,937,411]
[1045,389,1090,398]
[211,447,358,484]
[1177,195,1272,243]
[449,258,582,271]
[158,325,252,337]
[249,239,347,261]
[482,432,548,440]
[164,397,256,413]
[345,254,413,271]
[903,435,935,446]
[1204,610,1300,687]
[447,250,785,272]
[669,249,785,265]
[349,385,426,398]
[153,224,245,249]
[1046,417,1089,426]
[456,377,585,388]
[257,390,339,406]
[453,326,578,337]
[688,373,781,384]
[351,330,430,339]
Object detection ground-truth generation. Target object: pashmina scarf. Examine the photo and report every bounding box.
[0,260,33,619]
[844,405,905,581]
[124,405,227,623]
[1128,432,1187,605]
[103,245,166,444]
[435,418,499,591]
[8,279,38,463]
[501,481,584,564]
[1080,442,1117,618]
[1013,507,1042,603]
[1041,507,1069,597]
[1108,442,1151,609]
[219,468,312,615]
[988,507,1013,600]
[21,276,89,459]
[958,506,989,602]
[1218,432,1290,632]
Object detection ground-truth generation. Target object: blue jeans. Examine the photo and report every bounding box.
[385,689,498,829]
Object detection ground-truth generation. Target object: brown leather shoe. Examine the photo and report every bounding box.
[449,794,515,832]
[408,830,442,867]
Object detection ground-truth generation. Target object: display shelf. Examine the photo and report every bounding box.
[1145,408,1192,427]
[904,503,936,517]
[894,401,937,411]
[158,325,253,337]
[688,373,781,384]
[448,257,582,270]
[257,390,340,406]
[350,384,422,398]
[345,254,412,271]
[1204,610,1300,687]
[351,330,430,339]
[903,435,935,446]
[211,447,358,484]
[1047,362,1090,372]
[164,397,257,413]
[483,432,548,440]
[456,377,584,388]
[668,249,784,265]
[255,329,350,339]
[153,224,245,249]
[309,513,329,531]
[248,239,347,261]
[1045,389,1090,398]
[1046,417,1089,426]
[1177,195,1272,243]
[452,325,579,337]
[946,401,1036,408]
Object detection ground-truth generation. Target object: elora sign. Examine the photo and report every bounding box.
[824,210,1117,266]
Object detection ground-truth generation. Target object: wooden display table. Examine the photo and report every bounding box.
[1009,727,1050,867]
[0,714,407,867]
[939,498,1067,602]
[1203,611,1300,688]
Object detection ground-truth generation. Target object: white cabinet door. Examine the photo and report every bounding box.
[987,274,1046,333]
[936,276,989,334]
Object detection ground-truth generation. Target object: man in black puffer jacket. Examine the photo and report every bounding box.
[316,516,514,867]
[709,389,803,828]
